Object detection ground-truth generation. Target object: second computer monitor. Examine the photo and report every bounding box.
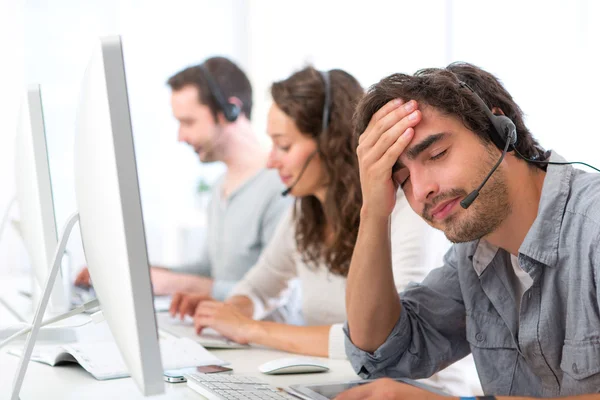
[74,36,164,395]
[15,85,68,313]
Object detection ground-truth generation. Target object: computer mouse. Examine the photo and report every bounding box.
[258,357,329,375]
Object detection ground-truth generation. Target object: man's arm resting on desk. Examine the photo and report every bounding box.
[151,267,213,296]
[496,396,600,400]
[334,378,600,400]
[74,265,213,296]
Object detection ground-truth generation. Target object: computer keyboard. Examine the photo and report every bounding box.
[185,372,296,399]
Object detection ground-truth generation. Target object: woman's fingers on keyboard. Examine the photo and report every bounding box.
[169,292,184,317]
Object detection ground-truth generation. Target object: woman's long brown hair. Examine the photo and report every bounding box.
[271,67,363,276]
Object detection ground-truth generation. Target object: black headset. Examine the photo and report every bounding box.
[319,70,332,138]
[198,63,241,123]
[281,69,331,196]
[459,81,517,151]
[459,80,599,209]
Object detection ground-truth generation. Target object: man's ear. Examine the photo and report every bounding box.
[491,106,505,116]
[228,96,243,110]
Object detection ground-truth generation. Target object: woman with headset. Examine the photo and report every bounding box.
[169,67,478,394]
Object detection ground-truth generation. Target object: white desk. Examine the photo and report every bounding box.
[0,345,359,399]
[0,276,359,400]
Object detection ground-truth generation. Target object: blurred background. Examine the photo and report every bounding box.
[0,0,599,277]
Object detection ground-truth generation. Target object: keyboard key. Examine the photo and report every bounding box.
[185,372,294,399]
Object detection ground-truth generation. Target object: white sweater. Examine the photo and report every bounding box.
[230,190,450,347]
[230,192,481,395]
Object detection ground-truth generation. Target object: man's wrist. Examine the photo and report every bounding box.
[187,275,213,294]
[360,204,391,220]
[202,277,214,296]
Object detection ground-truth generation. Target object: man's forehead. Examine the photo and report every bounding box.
[176,84,200,97]
[395,108,460,166]
[414,105,465,138]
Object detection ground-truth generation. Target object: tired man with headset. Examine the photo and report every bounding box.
[338,63,600,399]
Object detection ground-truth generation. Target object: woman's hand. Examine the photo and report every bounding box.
[193,301,259,344]
[169,291,212,320]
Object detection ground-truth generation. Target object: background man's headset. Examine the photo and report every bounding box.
[458,81,600,209]
[198,63,241,123]
[281,70,331,197]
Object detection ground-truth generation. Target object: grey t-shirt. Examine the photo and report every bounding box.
[182,168,291,300]
[344,151,600,396]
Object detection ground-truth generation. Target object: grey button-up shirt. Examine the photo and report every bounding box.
[344,152,600,396]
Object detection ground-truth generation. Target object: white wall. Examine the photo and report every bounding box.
[246,0,452,141]
[449,0,600,166]
[247,0,600,168]
[0,0,27,276]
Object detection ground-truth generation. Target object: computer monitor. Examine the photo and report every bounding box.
[74,35,164,395]
[15,85,69,314]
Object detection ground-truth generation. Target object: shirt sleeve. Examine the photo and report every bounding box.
[228,207,298,319]
[344,245,470,380]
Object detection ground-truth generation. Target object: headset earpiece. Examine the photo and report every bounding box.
[199,63,241,123]
[459,81,517,151]
[455,78,600,210]
[222,103,241,123]
[492,115,517,146]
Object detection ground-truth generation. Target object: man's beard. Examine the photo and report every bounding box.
[198,147,218,163]
[422,152,511,243]
[197,129,223,163]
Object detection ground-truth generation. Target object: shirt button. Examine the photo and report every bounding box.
[475,333,485,342]
[572,363,579,374]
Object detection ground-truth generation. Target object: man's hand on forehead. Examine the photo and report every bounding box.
[358,99,420,167]
[355,98,421,217]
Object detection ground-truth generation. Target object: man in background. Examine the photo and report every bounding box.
[76,57,290,301]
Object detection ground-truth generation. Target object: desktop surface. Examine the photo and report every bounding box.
[0,275,359,399]
[0,342,359,399]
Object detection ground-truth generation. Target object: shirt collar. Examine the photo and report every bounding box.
[472,240,499,276]
[471,151,574,275]
[519,151,573,267]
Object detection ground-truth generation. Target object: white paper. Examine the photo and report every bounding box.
[9,337,226,380]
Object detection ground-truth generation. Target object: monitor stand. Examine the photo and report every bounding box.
[10,212,80,400]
